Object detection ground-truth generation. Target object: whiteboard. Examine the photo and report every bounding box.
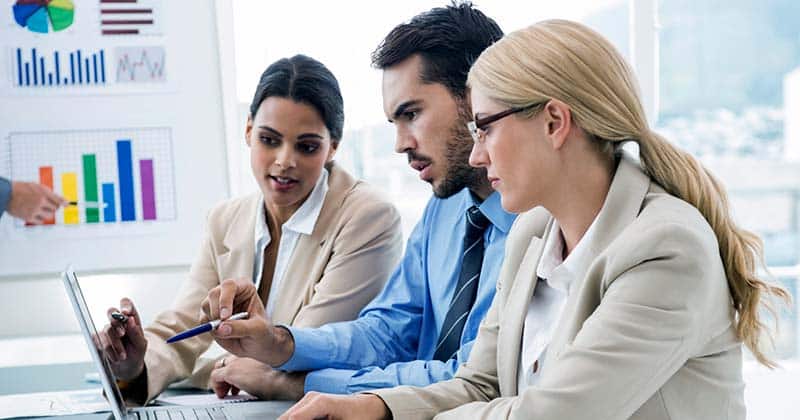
[0,0,235,277]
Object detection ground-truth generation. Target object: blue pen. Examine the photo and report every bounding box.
[166,312,249,343]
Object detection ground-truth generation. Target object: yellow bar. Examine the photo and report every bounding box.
[62,172,79,225]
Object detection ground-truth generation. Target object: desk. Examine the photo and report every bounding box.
[0,363,293,419]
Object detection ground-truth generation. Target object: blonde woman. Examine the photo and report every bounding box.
[278,20,789,420]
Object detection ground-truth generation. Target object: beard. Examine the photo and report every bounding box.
[432,107,489,199]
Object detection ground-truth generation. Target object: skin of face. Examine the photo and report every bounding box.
[245,96,337,221]
[382,55,490,199]
[468,87,563,213]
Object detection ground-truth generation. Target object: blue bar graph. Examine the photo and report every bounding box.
[102,183,116,223]
[54,52,60,85]
[76,50,82,84]
[14,47,108,88]
[16,49,22,86]
[116,140,136,222]
[32,48,37,85]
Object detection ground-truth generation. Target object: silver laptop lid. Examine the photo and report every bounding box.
[62,266,129,420]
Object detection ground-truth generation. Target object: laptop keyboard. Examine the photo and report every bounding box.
[128,406,229,420]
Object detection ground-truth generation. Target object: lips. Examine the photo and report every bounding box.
[487,174,501,188]
[269,174,299,191]
[409,160,430,172]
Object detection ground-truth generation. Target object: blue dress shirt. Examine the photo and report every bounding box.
[279,188,517,394]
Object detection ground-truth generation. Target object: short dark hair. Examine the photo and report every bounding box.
[371,1,503,99]
[249,54,344,143]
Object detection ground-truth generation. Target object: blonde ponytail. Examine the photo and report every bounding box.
[639,129,790,367]
[468,19,790,367]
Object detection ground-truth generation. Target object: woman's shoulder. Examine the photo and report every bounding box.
[205,193,261,226]
[327,165,399,219]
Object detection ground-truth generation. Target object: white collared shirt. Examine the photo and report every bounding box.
[253,168,329,317]
[517,215,599,393]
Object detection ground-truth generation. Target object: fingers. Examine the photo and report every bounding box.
[118,298,147,351]
[211,367,232,399]
[119,298,140,318]
[107,307,127,337]
[279,392,327,420]
[206,285,221,322]
[98,326,124,363]
[214,318,267,339]
[217,279,240,320]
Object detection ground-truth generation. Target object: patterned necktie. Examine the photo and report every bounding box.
[433,205,491,362]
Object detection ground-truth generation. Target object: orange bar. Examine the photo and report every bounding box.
[39,166,55,225]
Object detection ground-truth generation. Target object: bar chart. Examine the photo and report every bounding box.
[8,128,176,227]
[13,47,107,87]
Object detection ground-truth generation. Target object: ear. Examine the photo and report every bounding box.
[543,99,572,150]
[326,140,339,162]
[245,115,253,147]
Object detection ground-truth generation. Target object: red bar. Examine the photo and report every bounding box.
[102,29,140,35]
[101,19,153,25]
[100,9,152,14]
[40,166,55,225]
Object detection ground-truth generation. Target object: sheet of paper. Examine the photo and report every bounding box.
[0,388,110,419]
[156,392,257,406]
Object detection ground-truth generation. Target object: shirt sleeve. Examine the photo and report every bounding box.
[279,201,431,373]
[0,177,11,219]
[302,341,473,394]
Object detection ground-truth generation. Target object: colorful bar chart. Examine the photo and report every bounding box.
[8,128,175,227]
[13,47,107,87]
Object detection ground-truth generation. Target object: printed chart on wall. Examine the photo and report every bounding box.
[6,128,177,235]
[3,0,170,96]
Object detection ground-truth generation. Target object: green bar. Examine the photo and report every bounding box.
[82,154,99,223]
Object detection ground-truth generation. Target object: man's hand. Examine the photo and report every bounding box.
[201,278,294,366]
[279,392,391,420]
[211,356,306,401]
[7,181,66,224]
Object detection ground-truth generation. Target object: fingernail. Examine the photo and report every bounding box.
[220,308,231,319]
[219,325,231,336]
[120,352,127,360]
[117,327,125,336]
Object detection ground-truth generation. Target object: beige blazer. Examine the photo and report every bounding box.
[373,155,745,420]
[141,164,403,402]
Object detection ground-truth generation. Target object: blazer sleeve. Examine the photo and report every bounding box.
[139,216,222,402]
[291,191,403,328]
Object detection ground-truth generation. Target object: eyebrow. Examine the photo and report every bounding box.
[258,126,323,141]
[389,100,422,122]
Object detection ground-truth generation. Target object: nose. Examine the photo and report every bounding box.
[469,140,489,168]
[274,144,296,169]
[394,125,417,155]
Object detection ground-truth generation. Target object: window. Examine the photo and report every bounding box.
[650,1,800,418]
[230,0,628,238]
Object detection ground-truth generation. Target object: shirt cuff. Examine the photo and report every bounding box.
[276,325,331,372]
[0,178,11,217]
[303,368,353,395]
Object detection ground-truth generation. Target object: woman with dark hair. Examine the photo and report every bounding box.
[96,55,403,404]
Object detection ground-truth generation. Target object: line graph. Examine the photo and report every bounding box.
[115,46,166,83]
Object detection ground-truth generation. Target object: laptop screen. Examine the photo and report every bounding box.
[62,267,129,420]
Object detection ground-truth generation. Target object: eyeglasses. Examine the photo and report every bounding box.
[467,103,542,144]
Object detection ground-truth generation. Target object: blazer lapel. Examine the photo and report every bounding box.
[218,194,259,285]
[270,163,357,325]
[541,154,652,371]
[498,231,548,396]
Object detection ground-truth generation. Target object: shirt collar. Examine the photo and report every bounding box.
[535,214,600,292]
[254,168,330,245]
[473,191,516,233]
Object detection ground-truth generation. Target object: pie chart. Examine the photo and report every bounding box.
[12,0,74,34]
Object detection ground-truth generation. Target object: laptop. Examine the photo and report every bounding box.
[62,266,292,420]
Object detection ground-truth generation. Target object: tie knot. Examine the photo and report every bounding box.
[465,206,490,236]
